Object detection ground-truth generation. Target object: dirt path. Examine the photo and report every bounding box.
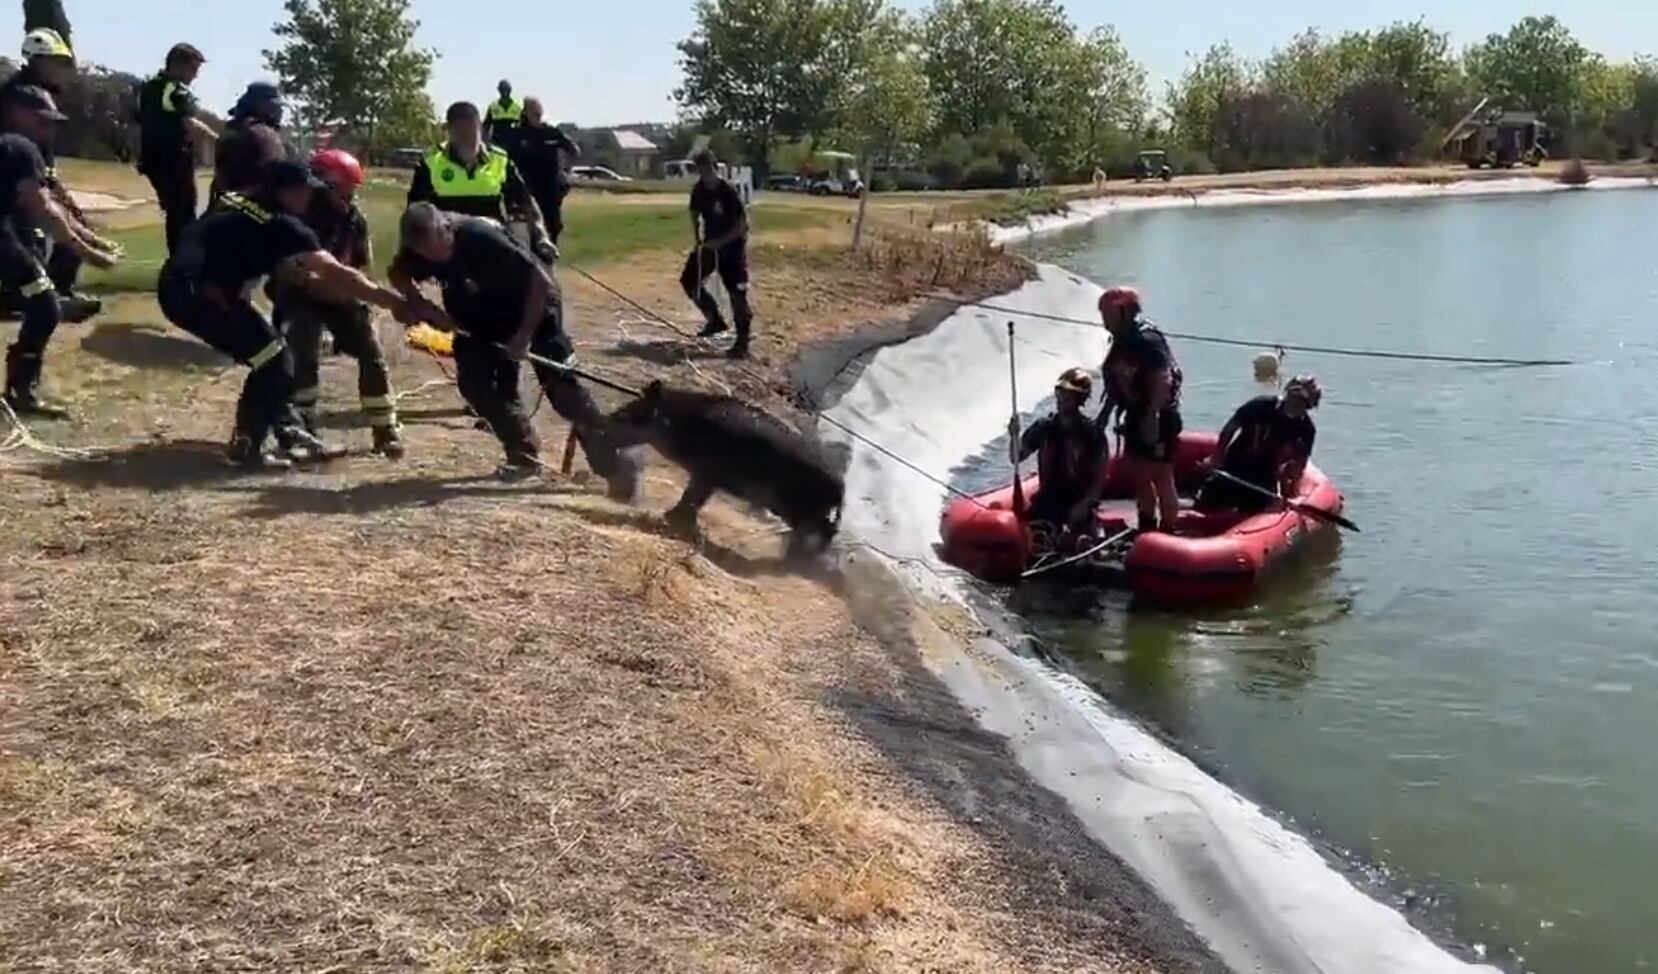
[0,224,1222,973]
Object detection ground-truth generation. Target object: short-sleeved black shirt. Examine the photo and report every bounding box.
[138,73,199,166]
[0,65,60,182]
[1020,414,1107,502]
[165,192,320,296]
[510,122,575,196]
[1221,395,1317,471]
[0,132,46,220]
[690,178,746,242]
[397,217,547,339]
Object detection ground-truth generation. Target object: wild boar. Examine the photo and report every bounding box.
[607,381,844,558]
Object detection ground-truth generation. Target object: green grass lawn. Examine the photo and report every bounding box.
[81,173,839,296]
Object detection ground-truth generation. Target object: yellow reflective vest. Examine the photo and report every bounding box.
[486,97,523,124]
[423,143,510,200]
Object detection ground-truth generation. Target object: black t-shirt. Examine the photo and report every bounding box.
[690,178,746,242]
[138,73,199,165]
[1103,321,1183,410]
[0,132,46,220]
[302,194,370,268]
[1221,395,1317,472]
[166,192,320,296]
[0,66,60,182]
[1020,413,1106,501]
[510,122,575,195]
[396,217,547,338]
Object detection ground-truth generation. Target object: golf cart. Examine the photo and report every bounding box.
[1134,150,1173,183]
[806,150,866,197]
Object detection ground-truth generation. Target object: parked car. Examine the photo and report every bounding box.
[765,173,807,192]
[665,158,730,181]
[570,165,633,183]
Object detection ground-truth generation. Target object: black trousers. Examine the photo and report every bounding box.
[1195,462,1276,514]
[143,160,199,254]
[275,291,395,430]
[0,227,59,393]
[680,239,752,338]
[451,317,623,476]
[159,275,297,444]
[532,189,565,245]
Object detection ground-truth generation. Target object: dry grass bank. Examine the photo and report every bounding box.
[0,174,1220,973]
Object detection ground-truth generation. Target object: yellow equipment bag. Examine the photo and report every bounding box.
[406,322,454,357]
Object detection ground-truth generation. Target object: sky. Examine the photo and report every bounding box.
[49,1,1658,128]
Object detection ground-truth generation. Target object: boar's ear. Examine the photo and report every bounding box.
[644,380,664,402]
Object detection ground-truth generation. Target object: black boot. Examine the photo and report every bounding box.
[696,317,728,339]
[276,425,346,464]
[371,424,406,459]
[4,347,70,420]
[225,433,292,471]
[57,294,102,325]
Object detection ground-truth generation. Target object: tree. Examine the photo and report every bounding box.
[1325,79,1419,163]
[1166,43,1252,159]
[676,0,884,178]
[831,12,933,168]
[1464,16,1592,131]
[920,0,1084,169]
[264,0,436,154]
[1062,26,1148,176]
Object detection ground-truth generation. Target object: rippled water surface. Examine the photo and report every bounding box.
[961,189,1658,973]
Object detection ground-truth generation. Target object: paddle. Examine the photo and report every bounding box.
[1211,469,1361,533]
[1007,322,1027,517]
[1021,527,1136,580]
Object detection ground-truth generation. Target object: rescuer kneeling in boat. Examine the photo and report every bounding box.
[1098,285,1183,534]
[1011,367,1109,533]
[1197,374,1322,514]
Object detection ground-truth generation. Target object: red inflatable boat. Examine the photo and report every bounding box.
[938,431,1347,605]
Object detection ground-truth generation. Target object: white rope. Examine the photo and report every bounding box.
[0,399,104,462]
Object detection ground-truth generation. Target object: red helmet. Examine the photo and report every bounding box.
[310,148,364,189]
[1098,285,1142,318]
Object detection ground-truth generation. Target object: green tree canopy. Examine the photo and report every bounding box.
[264,0,437,154]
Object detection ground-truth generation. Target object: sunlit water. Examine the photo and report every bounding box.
[953,190,1658,974]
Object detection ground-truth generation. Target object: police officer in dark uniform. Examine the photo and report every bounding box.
[210,82,291,210]
[1,27,105,322]
[510,97,579,245]
[408,100,556,263]
[159,160,410,469]
[272,148,404,458]
[137,43,214,253]
[392,201,640,497]
[682,149,753,359]
[0,85,119,418]
[483,80,523,149]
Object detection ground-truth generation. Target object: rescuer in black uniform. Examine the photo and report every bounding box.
[159,160,411,469]
[271,148,404,458]
[681,149,753,359]
[137,43,215,253]
[0,27,106,322]
[210,82,291,210]
[391,201,640,496]
[0,85,120,418]
[510,97,579,246]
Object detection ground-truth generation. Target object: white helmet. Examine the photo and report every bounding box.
[22,28,73,62]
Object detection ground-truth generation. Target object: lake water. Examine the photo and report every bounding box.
[965,189,1658,974]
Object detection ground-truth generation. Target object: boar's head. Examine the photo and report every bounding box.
[606,380,669,448]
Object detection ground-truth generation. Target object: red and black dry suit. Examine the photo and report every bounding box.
[1100,319,1184,461]
[1017,411,1108,527]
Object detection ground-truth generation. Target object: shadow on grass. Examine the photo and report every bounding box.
[561,502,830,583]
[26,439,243,491]
[224,475,588,520]
[79,322,229,371]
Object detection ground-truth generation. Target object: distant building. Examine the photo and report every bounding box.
[608,129,660,177]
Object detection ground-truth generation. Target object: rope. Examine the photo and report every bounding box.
[927,293,1579,368]
[0,399,103,462]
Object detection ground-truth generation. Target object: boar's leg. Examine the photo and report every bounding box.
[784,512,838,564]
[665,475,717,539]
[529,326,641,501]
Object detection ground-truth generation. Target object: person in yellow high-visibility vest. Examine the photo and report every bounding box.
[483,80,524,149]
[404,100,555,262]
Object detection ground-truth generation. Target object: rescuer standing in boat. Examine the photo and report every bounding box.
[1098,285,1184,534]
[1011,367,1109,532]
[1196,374,1322,514]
